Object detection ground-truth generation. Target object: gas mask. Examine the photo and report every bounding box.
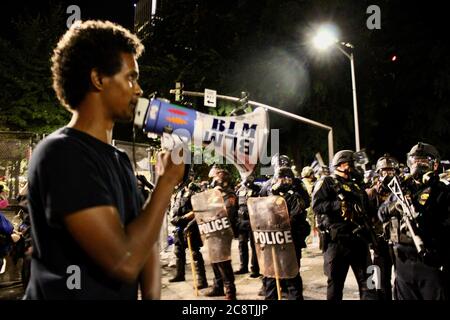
[408,156,434,180]
[349,167,365,185]
[406,142,440,181]
[378,168,396,192]
[272,176,293,194]
[210,179,228,189]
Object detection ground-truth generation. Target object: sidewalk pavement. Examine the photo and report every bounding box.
[160,236,360,300]
[0,235,361,300]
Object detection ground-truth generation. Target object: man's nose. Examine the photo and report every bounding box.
[135,83,143,96]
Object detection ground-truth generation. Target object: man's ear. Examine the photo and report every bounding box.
[90,68,104,91]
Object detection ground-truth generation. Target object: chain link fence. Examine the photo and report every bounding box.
[0,132,40,207]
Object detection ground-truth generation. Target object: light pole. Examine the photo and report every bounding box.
[312,26,361,152]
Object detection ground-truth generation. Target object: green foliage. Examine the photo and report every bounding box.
[0,6,70,133]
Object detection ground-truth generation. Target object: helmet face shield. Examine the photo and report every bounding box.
[271,154,291,168]
[376,157,399,173]
[407,142,440,177]
[379,168,396,178]
[276,176,293,185]
[332,150,368,173]
[273,167,294,191]
[407,155,434,178]
[276,167,294,179]
[354,150,369,166]
[211,177,228,189]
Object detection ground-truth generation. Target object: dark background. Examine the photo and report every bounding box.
[1,0,449,169]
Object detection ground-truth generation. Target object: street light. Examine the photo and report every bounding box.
[312,25,361,152]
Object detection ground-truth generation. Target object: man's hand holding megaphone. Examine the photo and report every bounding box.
[155,149,185,186]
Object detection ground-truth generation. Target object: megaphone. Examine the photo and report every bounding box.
[134,98,269,178]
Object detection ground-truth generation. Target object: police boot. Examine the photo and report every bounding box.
[235,236,249,275]
[205,286,225,297]
[193,252,208,289]
[225,293,237,300]
[169,260,185,282]
[225,285,237,300]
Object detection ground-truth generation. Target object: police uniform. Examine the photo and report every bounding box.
[379,174,450,299]
[366,183,394,300]
[169,186,208,289]
[235,182,260,276]
[365,155,399,301]
[206,185,239,299]
[312,174,376,300]
[262,175,311,300]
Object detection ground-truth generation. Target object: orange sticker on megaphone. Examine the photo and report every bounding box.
[166,117,188,125]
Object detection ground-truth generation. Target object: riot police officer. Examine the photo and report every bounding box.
[169,182,208,289]
[365,154,399,300]
[378,142,450,300]
[301,166,317,242]
[261,165,311,300]
[235,175,260,277]
[312,150,377,300]
[205,168,239,300]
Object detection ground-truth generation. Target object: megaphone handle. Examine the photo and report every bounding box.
[157,133,176,174]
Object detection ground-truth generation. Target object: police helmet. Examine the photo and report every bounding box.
[301,166,314,178]
[407,142,440,177]
[271,154,292,168]
[331,150,355,168]
[278,155,291,167]
[407,142,440,161]
[376,154,399,173]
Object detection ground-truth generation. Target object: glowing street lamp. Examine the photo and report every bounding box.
[312,26,338,51]
[312,25,361,152]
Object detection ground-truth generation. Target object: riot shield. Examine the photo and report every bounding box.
[248,196,298,279]
[191,189,234,263]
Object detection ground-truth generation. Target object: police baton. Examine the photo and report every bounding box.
[184,218,198,296]
[271,246,282,300]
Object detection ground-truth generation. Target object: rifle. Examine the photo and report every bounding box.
[352,203,380,254]
[387,176,427,256]
[334,181,380,253]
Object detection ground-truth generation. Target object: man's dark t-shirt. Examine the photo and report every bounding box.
[24,127,142,299]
